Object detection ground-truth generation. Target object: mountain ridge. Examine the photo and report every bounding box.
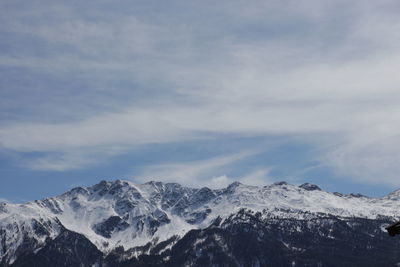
[1,179,399,266]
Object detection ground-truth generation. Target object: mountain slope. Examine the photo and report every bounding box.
[1,180,399,266]
[162,209,400,267]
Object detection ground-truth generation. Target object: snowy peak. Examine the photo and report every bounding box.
[227,181,242,189]
[1,179,400,265]
[385,189,400,200]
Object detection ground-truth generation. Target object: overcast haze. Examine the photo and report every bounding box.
[1,0,400,202]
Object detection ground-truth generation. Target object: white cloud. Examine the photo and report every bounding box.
[1,0,400,186]
[204,168,275,189]
[205,175,233,189]
[21,148,124,171]
[324,135,400,186]
[241,168,274,186]
[133,150,264,188]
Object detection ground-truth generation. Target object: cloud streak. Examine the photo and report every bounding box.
[1,0,400,186]
[133,150,271,188]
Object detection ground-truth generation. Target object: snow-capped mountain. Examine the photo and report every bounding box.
[1,180,400,266]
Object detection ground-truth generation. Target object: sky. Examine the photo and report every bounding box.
[1,0,400,202]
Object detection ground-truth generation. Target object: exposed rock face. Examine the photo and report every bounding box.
[93,216,130,238]
[299,183,321,191]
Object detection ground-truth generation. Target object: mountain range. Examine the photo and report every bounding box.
[1,179,400,266]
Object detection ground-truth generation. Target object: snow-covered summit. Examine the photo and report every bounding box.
[384,188,400,200]
[1,179,399,264]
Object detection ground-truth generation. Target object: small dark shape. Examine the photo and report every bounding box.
[273,181,288,186]
[299,183,321,191]
[386,221,400,236]
[349,193,367,198]
[93,216,129,238]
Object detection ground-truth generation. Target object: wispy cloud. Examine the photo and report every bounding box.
[1,0,400,187]
[20,147,125,171]
[132,150,270,188]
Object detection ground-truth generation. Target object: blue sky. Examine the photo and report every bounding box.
[1,0,400,202]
